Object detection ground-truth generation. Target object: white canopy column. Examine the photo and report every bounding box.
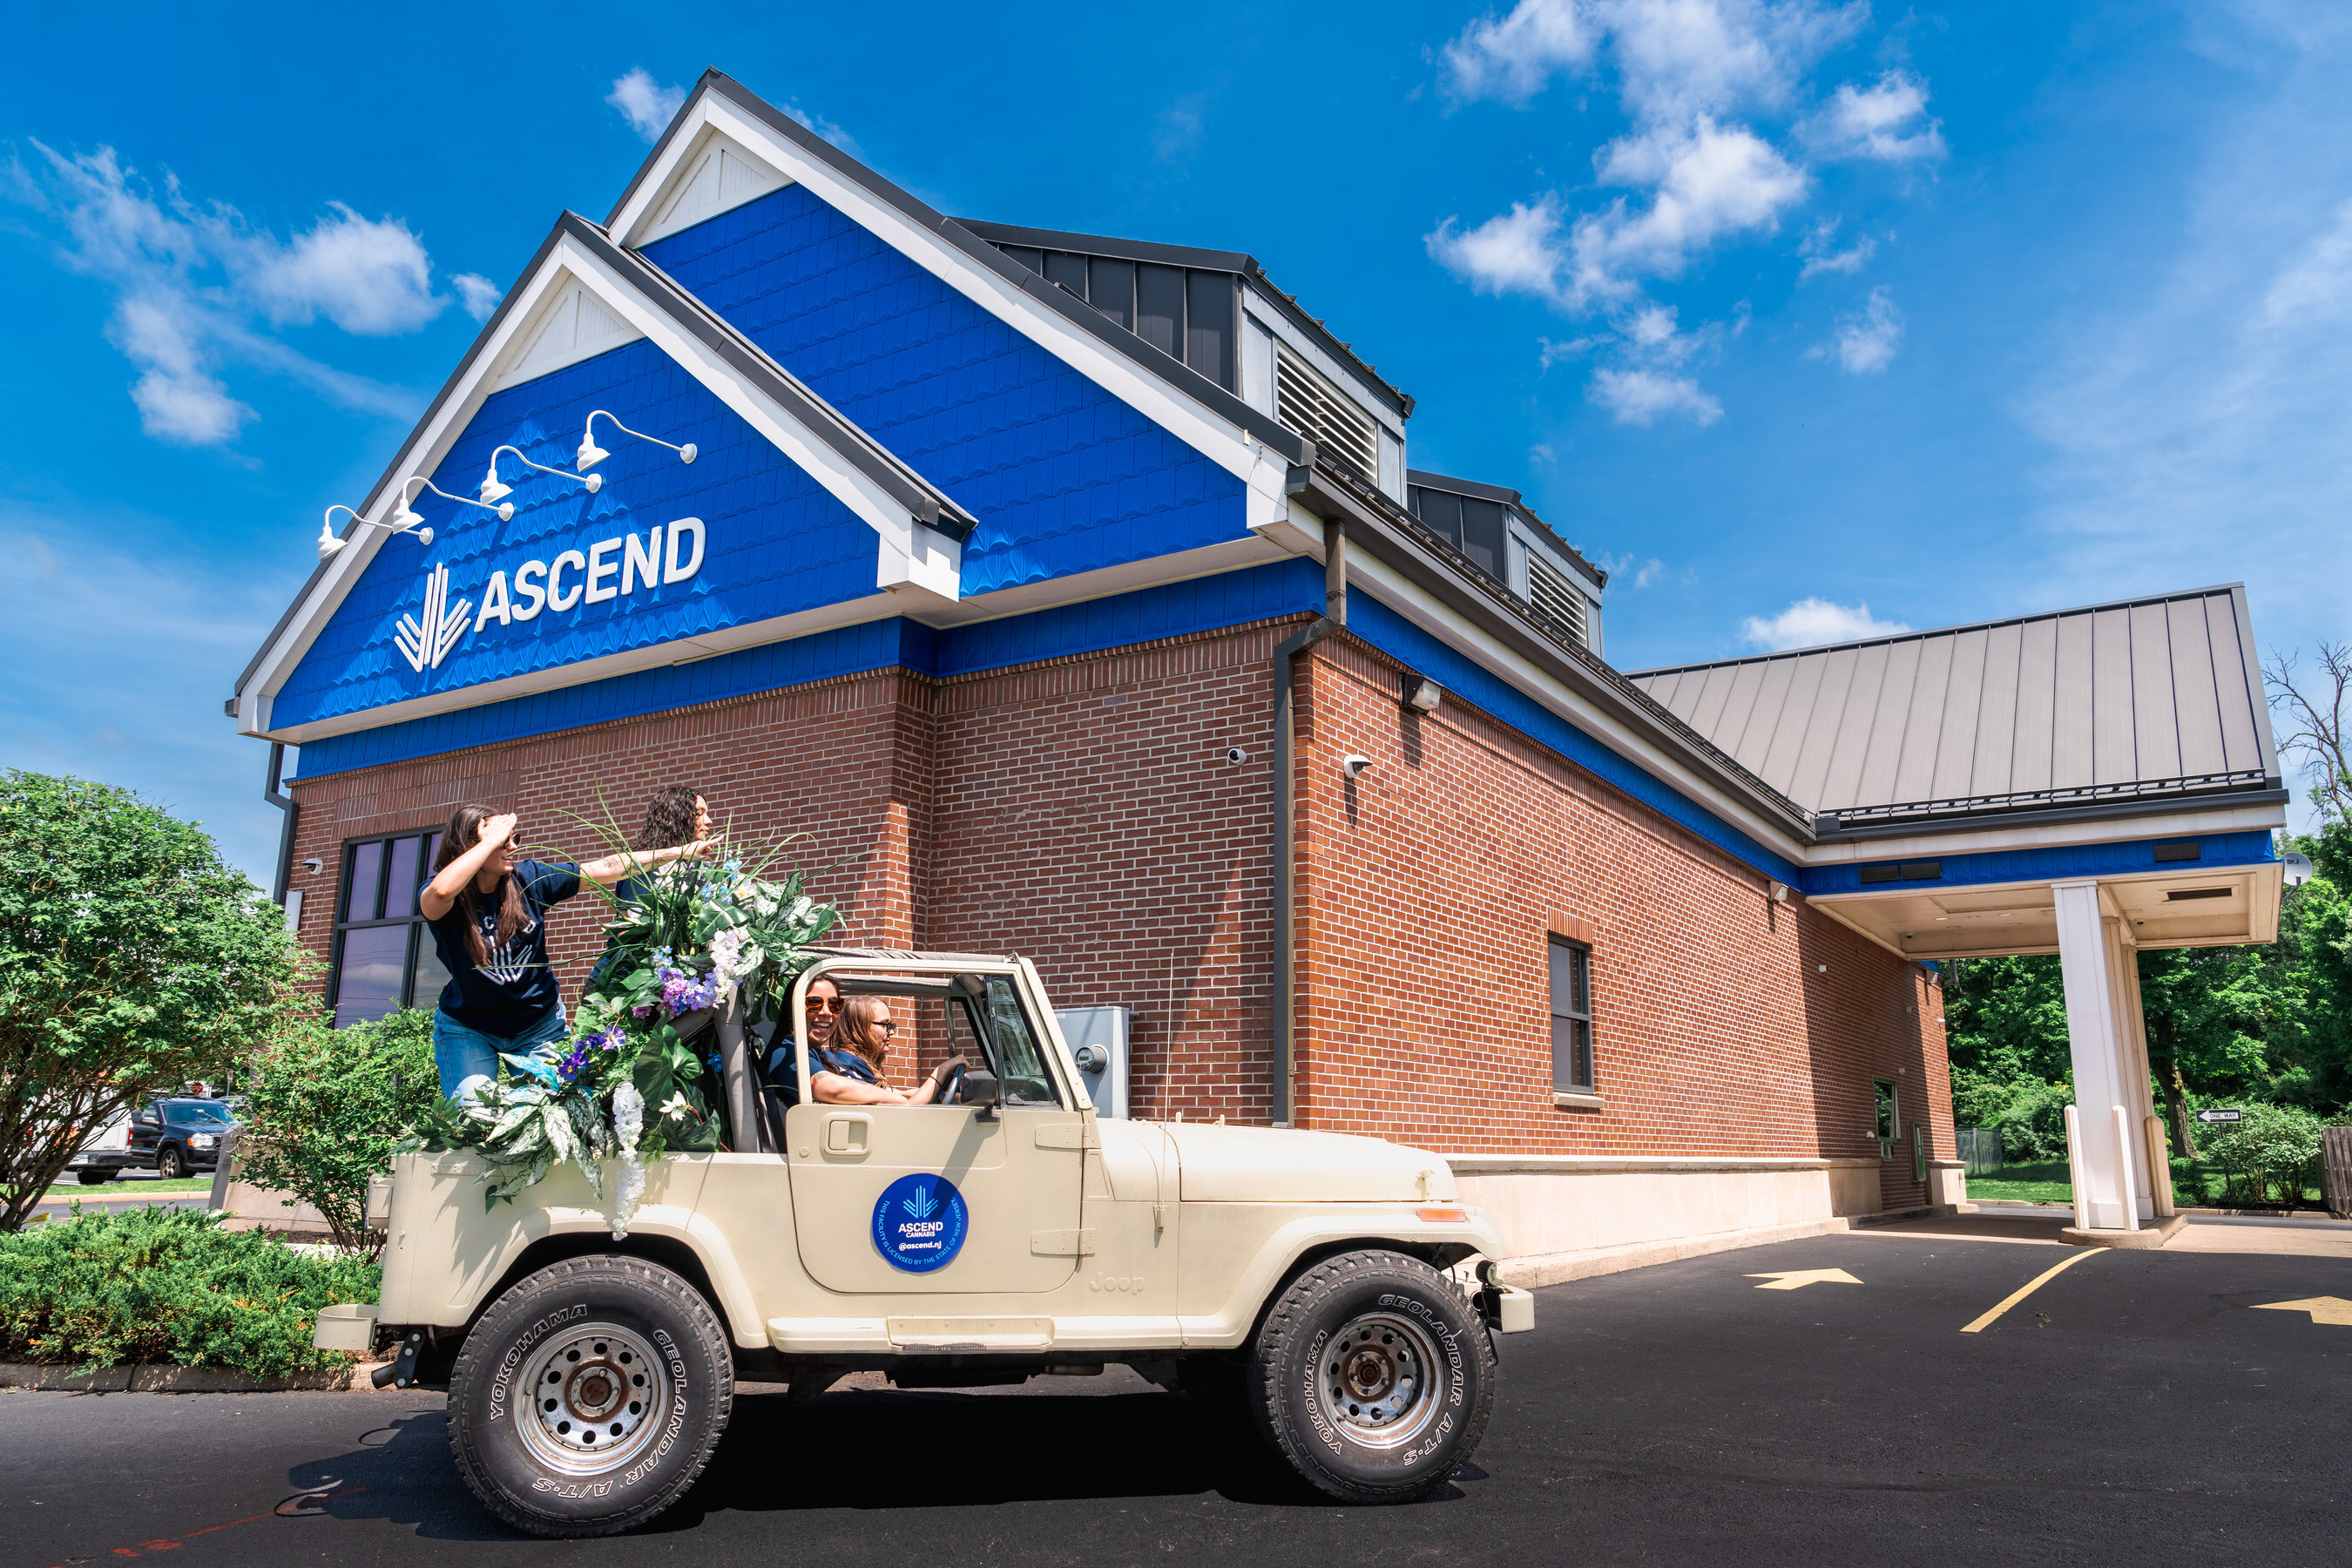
[2051,880,2160,1230]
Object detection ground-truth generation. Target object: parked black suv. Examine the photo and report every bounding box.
[128,1098,240,1179]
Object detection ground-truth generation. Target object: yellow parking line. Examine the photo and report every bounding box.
[1960,1247,2103,1334]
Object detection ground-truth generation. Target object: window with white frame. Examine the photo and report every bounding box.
[1549,937,1596,1094]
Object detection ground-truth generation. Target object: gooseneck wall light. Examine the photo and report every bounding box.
[483,443,603,508]
[315,502,435,562]
[578,409,697,473]
[404,474,514,524]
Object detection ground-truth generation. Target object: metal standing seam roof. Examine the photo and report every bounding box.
[1625,585,2284,834]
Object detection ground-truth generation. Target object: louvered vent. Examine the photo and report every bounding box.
[1527,555,1589,648]
[1274,346,1378,478]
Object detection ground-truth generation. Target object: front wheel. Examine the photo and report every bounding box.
[156,1146,190,1180]
[447,1255,733,1538]
[1247,1250,1496,1504]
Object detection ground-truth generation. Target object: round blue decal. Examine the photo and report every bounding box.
[872,1173,968,1273]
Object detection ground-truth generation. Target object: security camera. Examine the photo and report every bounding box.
[1342,754,1374,780]
[301,857,323,874]
[1224,747,1249,765]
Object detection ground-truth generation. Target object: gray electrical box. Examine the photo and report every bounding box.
[1057,1005,1129,1119]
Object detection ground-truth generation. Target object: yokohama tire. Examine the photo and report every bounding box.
[1247,1250,1497,1504]
[447,1255,733,1538]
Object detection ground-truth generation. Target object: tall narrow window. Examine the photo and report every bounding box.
[329,828,444,1027]
[1549,937,1595,1094]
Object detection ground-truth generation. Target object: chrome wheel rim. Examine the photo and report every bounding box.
[515,1321,670,1476]
[1315,1310,1443,1450]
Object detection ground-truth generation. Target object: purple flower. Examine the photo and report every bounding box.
[632,1004,654,1020]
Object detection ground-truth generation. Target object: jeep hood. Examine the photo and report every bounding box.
[1161,1124,1458,1203]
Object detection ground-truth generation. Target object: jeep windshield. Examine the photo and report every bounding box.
[164,1101,234,1123]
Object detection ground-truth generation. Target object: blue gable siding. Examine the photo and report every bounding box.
[272,338,874,731]
[640,186,1247,595]
[288,557,1323,779]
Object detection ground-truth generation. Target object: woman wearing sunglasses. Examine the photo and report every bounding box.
[766,978,966,1105]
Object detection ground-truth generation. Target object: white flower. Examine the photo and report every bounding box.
[659,1091,695,1119]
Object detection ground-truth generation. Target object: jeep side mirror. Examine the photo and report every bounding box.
[962,1070,1001,1119]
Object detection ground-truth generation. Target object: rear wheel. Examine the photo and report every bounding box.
[1245,1250,1496,1504]
[447,1255,733,1538]
[77,1170,116,1186]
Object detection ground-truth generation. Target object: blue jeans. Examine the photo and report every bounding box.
[434,1004,568,1099]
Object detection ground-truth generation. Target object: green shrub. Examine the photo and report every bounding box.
[0,1206,378,1376]
[1991,1079,2075,1163]
[2203,1103,2325,1204]
[233,1008,437,1254]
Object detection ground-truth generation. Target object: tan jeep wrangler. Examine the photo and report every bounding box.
[321,948,1532,1537]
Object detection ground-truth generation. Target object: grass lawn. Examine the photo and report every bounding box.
[39,1175,218,1201]
[1965,1158,2325,1211]
[1966,1160,2074,1203]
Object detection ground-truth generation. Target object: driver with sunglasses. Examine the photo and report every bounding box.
[765,977,967,1105]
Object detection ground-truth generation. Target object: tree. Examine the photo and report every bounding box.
[2266,644,2352,826]
[0,772,303,1231]
[231,1009,439,1254]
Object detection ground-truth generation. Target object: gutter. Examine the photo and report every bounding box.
[1268,520,1348,1127]
[263,742,298,907]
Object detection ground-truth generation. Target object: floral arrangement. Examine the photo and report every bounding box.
[405,834,839,1234]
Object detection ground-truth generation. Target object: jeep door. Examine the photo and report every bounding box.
[785,972,1085,1295]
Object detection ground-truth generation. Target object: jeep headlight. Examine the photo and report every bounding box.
[189,1133,216,1148]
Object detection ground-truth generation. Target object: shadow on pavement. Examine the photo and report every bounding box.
[295,1388,1448,1539]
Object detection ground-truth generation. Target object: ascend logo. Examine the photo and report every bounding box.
[396,518,707,677]
[397,564,473,672]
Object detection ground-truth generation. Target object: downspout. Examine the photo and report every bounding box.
[1269,517,1345,1128]
[263,742,298,907]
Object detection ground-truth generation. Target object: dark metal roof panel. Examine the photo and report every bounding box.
[1624,585,2282,825]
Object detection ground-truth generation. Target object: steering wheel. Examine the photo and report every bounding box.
[935,1061,969,1105]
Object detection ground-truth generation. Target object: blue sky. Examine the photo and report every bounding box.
[4,1,2349,884]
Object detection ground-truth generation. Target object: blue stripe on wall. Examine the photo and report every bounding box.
[1799,830,2277,896]
[1343,591,1806,883]
[288,557,1323,779]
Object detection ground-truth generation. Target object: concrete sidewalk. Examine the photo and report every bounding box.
[1842,1206,2352,1257]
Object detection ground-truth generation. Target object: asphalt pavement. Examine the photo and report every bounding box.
[4,1219,2346,1567]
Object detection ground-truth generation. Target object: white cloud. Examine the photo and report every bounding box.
[2261,198,2352,324]
[1740,597,1909,650]
[783,100,862,157]
[1442,0,1598,105]
[1430,118,1808,308]
[1590,366,1723,425]
[1428,1,1896,425]
[229,201,441,335]
[6,142,457,447]
[451,273,502,321]
[1598,551,1668,586]
[1814,286,1903,373]
[607,70,686,143]
[1807,70,1946,162]
[1797,216,1874,278]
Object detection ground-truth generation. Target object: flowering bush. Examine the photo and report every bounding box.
[405,838,838,1233]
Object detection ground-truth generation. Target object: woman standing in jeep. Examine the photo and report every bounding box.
[421,801,709,1098]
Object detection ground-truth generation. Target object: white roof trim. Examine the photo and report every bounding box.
[239,231,960,740]
[608,88,1267,489]
[632,125,793,248]
[488,279,645,392]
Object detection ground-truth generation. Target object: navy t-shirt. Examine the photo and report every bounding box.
[421,859,583,1036]
[765,1044,882,1105]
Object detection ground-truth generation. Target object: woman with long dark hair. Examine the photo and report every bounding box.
[422,798,710,1098]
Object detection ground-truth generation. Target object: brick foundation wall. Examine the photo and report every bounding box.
[282,614,1950,1173]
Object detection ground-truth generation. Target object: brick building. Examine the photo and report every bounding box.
[233,71,2287,1279]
